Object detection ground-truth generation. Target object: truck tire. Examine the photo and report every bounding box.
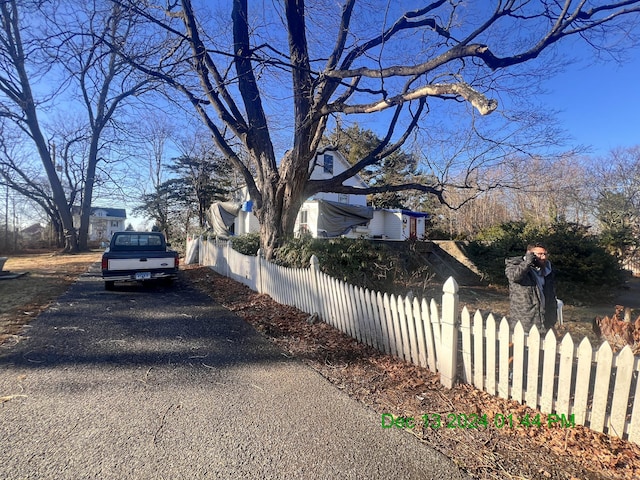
[105,281,115,291]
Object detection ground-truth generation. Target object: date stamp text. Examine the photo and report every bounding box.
[381,412,575,430]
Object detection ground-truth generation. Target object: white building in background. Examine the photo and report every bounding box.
[208,149,429,241]
[72,206,126,243]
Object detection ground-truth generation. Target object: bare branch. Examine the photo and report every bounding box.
[325,80,497,116]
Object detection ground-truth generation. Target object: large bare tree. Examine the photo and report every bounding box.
[116,0,640,259]
[0,0,79,250]
[0,0,158,251]
[43,0,161,250]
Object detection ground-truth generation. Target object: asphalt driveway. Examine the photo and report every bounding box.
[0,266,467,479]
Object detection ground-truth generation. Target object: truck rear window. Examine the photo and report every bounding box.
[112,234,164,250]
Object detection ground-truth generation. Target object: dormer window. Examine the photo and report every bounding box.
[323,154,333,174]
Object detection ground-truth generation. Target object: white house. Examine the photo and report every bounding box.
[211,149,429,241]
[72,207,127,243]
[294,150,374,237]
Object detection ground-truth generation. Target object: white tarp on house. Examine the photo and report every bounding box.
[206,202,241,236]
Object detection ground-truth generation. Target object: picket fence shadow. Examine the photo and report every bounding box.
[190,236,640,445]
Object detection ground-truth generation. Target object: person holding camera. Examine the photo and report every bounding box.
[505,242,557,334]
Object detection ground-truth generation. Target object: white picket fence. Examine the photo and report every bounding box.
[190,236,640,445]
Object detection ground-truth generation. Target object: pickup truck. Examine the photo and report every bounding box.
[101,231,179,290]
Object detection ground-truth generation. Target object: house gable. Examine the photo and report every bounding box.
[308,150,368,206]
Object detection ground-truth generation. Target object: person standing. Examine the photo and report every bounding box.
[505,243,557,334]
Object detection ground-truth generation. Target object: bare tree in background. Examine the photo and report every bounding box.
[44,1,163,250]
[114,0,640,259]
[0,125,63,247]
[591,146,640,263]
[434,154,593,238]
[0,1,79,250]
[0,0,160,251]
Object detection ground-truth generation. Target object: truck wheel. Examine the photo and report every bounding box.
[105,281,115,291]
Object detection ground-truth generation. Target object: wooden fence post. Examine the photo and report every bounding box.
[310,255,321,318]
[256,249,263,294]
[440,276,459,389]
[226,239,231,278]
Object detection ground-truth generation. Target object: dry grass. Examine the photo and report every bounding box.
[0,251,101,343]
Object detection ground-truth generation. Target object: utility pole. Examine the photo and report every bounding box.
[4,183,8,251]
[12,194,17,251]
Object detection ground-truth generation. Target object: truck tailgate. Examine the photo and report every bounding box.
[107,257,176,271]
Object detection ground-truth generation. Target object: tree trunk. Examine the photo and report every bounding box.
[256,169,308,260]
[77,136,101,251]
[31,131,78,252]
[258,205,287,261]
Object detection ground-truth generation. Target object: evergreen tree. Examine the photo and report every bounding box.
[324,123,437,212]
[135,153,232,237]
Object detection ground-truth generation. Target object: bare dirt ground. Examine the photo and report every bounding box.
[1,251,639,479]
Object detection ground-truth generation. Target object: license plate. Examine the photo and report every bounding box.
[135,272,151,280]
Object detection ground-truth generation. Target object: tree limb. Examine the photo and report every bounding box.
[325,81,497,116]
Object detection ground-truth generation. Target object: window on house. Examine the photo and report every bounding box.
[323,154,333,174]
[111,221,119,227]
[299,210,309,234]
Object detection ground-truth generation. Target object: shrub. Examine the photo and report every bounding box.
[230,232,260,256]
[271,236,437,296]
[274,237,392,289]
[466,221,625,302]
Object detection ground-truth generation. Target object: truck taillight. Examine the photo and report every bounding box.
[175,257,180,268]
[101,258,108,270]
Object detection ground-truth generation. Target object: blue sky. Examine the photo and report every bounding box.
[541,49,640,156]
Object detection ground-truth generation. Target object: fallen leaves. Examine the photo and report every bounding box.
[183,265,639,480]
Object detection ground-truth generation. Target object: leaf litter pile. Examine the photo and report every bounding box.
[183,265,639,480]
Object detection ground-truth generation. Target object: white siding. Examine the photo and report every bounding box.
[235,210,260,235]
[383,212,403,240]
[294,202,320,237]
[308,152,368,206]
[367,211,386,238]
[417,217,426,238]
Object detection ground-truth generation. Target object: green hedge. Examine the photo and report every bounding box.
[230,221,625,303]
[230,234,434,296]
[229,232,261,256]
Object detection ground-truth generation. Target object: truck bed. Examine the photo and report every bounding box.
[106,255,177,271]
